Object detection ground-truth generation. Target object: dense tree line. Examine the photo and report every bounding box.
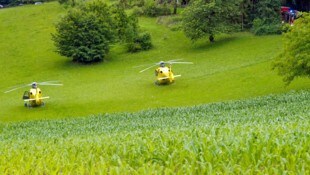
[0,0,51,6]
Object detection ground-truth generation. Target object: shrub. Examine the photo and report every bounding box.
[131,6,144,16]
[131,0,145,7]
[52,1,116,63]
[252,18,282,35]
[143,3,171,17]
[127,32,152,52]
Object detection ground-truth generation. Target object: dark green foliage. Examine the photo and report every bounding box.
[111,4,152,52]
[52,1,116,63]
[57,0,67,4]
[252,18,282,35]
[127,32,152,52]
[131,6,144,16]
[251,0,282,35]
[118,0,145,8]
[112,4,139,42]
[143,2,171,17]
[273,13,310,84]
[239,0,255,30]
[57,0,76,7]
[182,0,241,42]
[0,0,44,6]
[52,1,152,62]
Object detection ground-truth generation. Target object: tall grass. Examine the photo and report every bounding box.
[0,90,309,174]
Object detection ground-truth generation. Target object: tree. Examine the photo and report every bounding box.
[111,4,139,43]
[272,12,310,84]
[251,0,282,35]
[52,1,152,63]
[182,0,241,42]
[52,1,116,63]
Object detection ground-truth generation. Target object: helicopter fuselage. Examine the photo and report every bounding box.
[23,88,45,107]
[155,66,175,85]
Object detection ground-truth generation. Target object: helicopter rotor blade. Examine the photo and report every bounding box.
[4,84,31,93]
[4,81,63,93]
[174,75,181,78]
[39,80,61,84]
[139,64,158,73]
[157,75,181,80]
[24,96,50,101]
[138,59,193,73]
[133,63,154,68]
[166,61,193,64]
[166,59,183,62]
[38,83,63,86]
[135,59,183,68]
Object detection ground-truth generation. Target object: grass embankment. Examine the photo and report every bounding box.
[0,90,309,174]
[0,2,310,122]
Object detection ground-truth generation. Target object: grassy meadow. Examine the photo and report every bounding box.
[0,2,310,174]
[0,2,309,122]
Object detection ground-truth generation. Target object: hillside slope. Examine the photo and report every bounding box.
[0,90,309,174]
[0,2,309,121]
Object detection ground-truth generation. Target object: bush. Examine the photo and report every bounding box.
[127,32,152,52]
[281,23,291,33]
[143,3,171,17]
[252,18,282,35]
[52,1,116,63]
[131,0,145,7]
[111,4,139,43]
[131,6,144,16]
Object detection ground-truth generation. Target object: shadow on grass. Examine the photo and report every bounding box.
[53,57,110,71]
[188,35,239,52]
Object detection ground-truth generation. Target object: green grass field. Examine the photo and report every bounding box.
[1,2,308,122]
[0,2,309,174]
[0,90,309,174]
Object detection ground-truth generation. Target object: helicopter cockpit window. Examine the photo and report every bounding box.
[22,91,29,100]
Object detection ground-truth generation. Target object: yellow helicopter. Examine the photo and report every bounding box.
[4,81,63,107]
[139,59,193,85]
